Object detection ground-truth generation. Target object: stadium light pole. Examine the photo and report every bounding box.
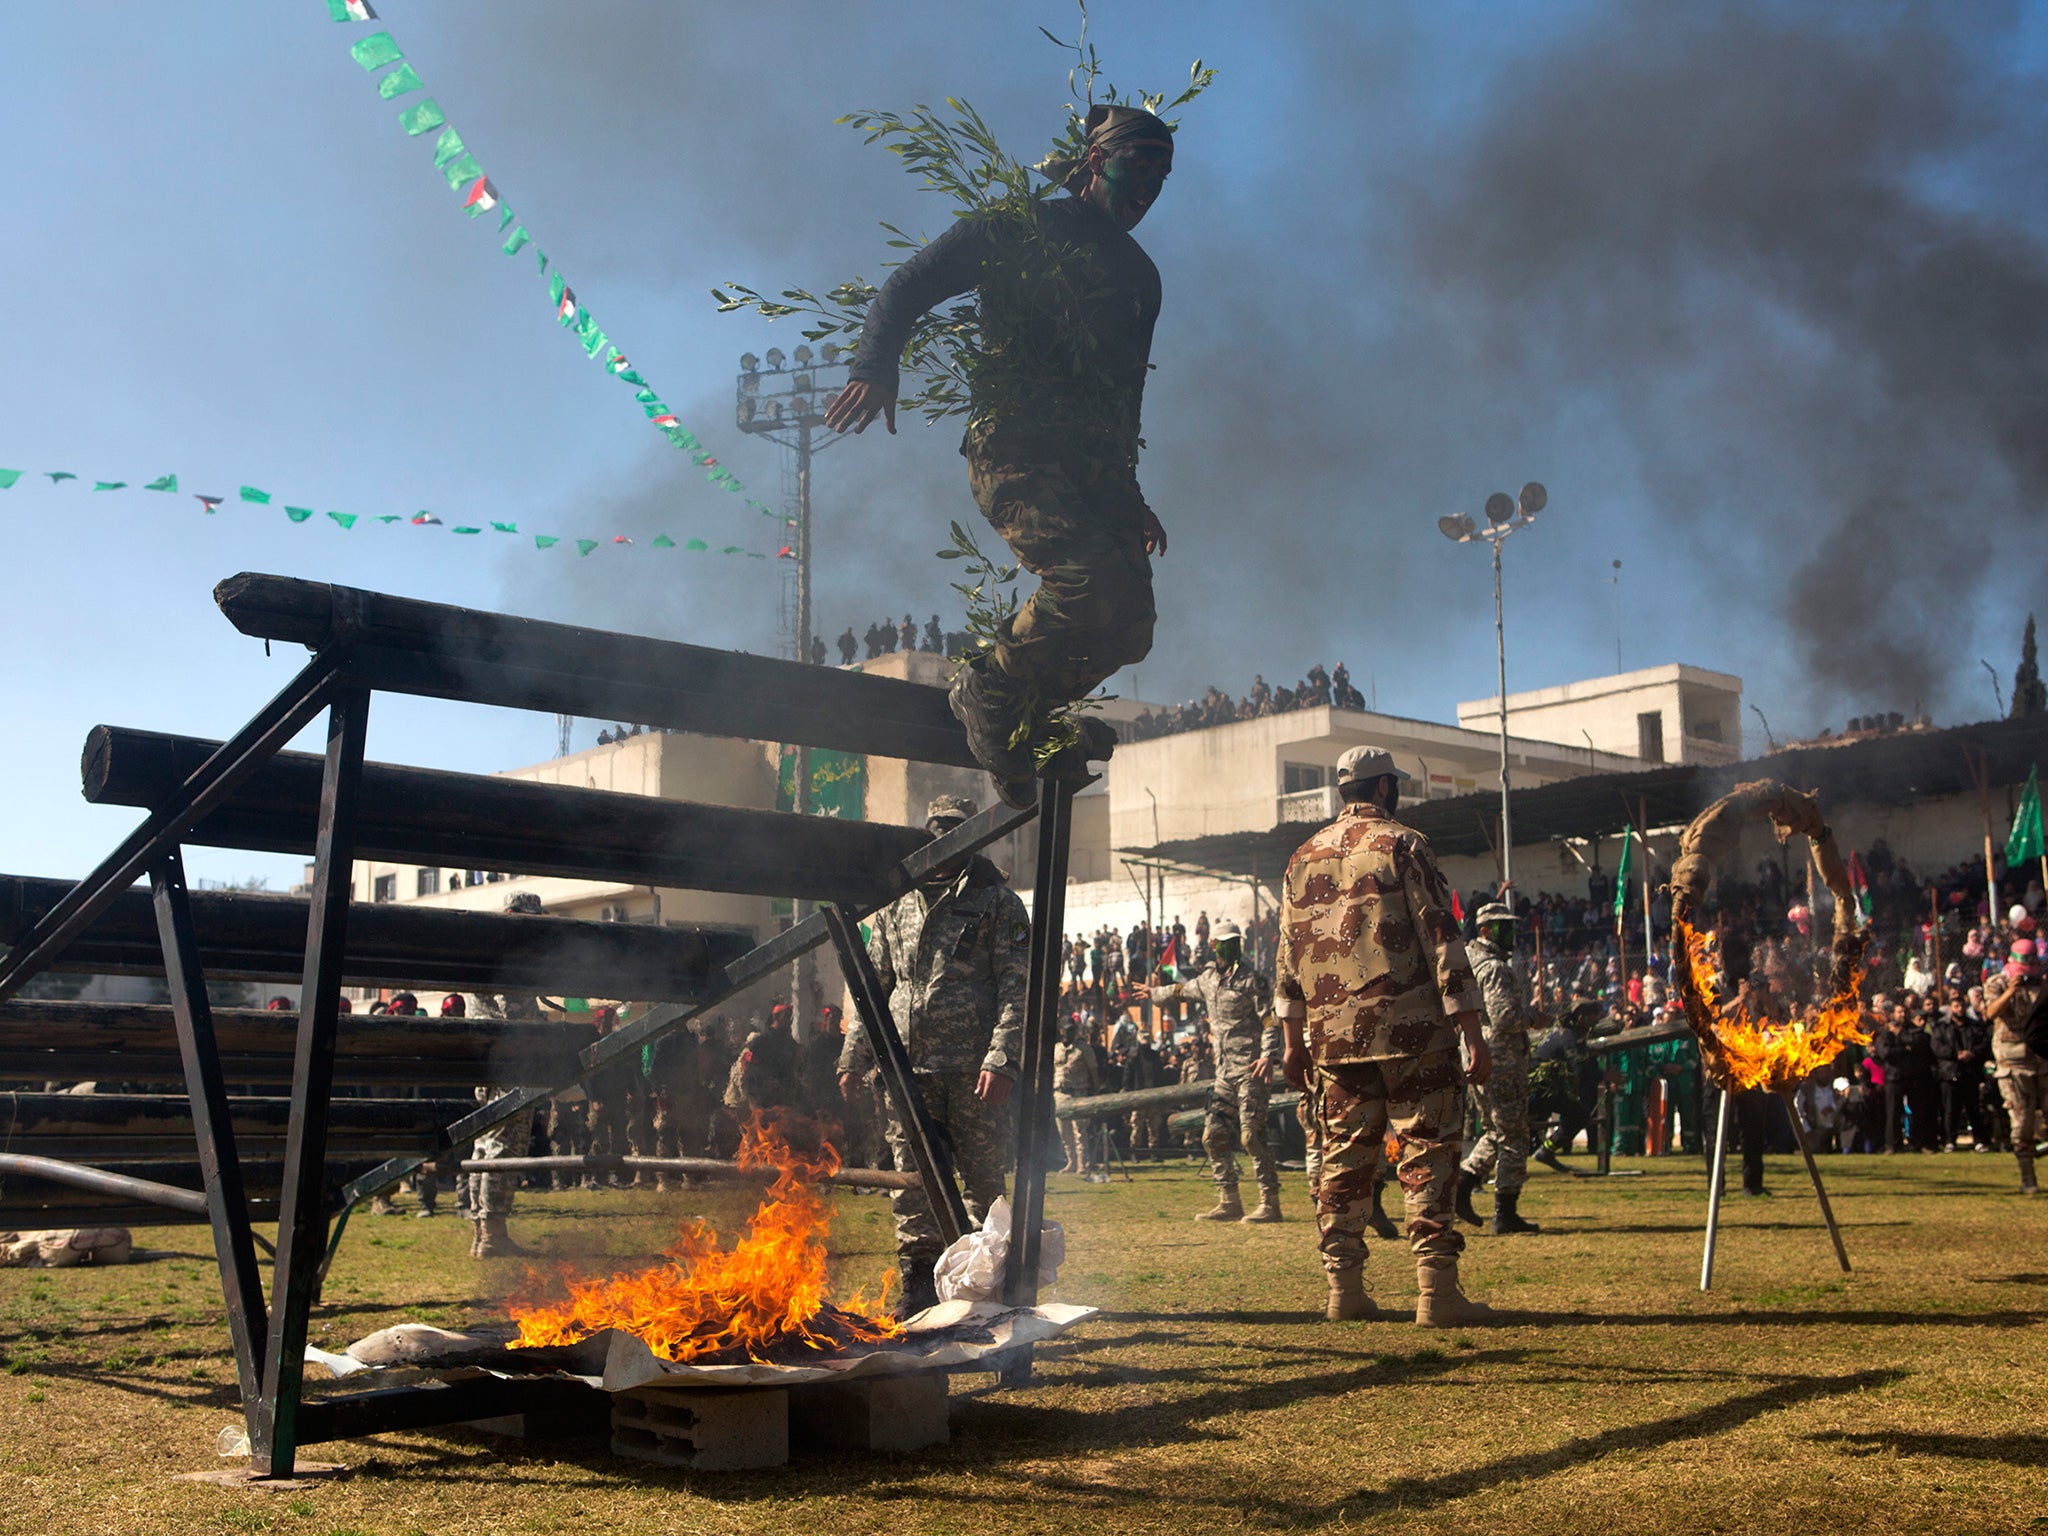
[736,344,849,1029]
[1438,483,1547,894]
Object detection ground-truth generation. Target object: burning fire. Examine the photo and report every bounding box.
[509,1115,901,1364]
[1673,918,1870,1092]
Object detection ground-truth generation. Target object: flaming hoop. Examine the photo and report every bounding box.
[1666,779,1868,1283]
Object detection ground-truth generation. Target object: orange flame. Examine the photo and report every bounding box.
[1673,919,1871,1092]
[508,1114,902,1363]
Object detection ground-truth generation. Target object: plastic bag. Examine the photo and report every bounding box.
[932,1196,1063,1303]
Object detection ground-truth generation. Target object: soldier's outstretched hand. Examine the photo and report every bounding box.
[1142,507,1169,555]
[838,1071,861,1103]
[975,1070,1013,1105]
[825,378,897,435]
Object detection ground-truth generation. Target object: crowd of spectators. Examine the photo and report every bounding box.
[1127,662,1368,740]
[835,615,973,664]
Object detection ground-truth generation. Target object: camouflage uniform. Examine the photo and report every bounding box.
[464,991,544,1219]
[1988,975,2045,1191]
[649,1022,715,1164]
[838,854,1028,1264]
[545,1096,589,1190]
[724,1022,800,1120]
[1152,961,1281,1205]
[1275,801,1482,1274]
[1053,1036,1101,1172]
[1459,933,1534,1196]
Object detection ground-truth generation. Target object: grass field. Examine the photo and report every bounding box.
[2,1151,2044,1535]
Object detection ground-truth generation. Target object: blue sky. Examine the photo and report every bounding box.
[3,1,2045,888]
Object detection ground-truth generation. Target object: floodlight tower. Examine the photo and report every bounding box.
[1437,482,1548,892]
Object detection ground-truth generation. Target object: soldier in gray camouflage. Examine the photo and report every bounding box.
[461,892,553,1259]
[1457,903,1541,1235]
[839,794,1028,1314]
[1152,920,1283,1222]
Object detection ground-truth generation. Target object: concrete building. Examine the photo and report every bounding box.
[1457,664,1745,767]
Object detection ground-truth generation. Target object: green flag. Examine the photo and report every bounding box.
[501,225,531,256]
[349,32,403,70]
[491,521,518,534]
[650,534,675,548]
[0,469,20,489]
[534,535,560,549]
[398,99,446,137]
[143,473,177,492]
[576,539,599,557]
[376,60,424,99]
[452,525,480,535]
[284,506,314,523]
[685,538,708,551]
[2008,765,2044,866]
[327,511,358,529]
[1613,832,1633,922]
[239,486,270,504]
[92,481,126,492]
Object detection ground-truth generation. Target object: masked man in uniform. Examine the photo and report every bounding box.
[463,892,548,1259]
[1455,903,1541,1235]
[1152,920,1283,1222]
[826,107,1177,807]
[1277,747,1496,1325]
[839,794,1027,1314]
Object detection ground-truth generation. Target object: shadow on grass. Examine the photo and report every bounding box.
[1806,1430,2048,1467]
[1539,1308,2047,1328]
[1586,1220,1912,1235]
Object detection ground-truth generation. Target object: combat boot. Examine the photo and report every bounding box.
[1326,1267,1378,1321]
[468,1219,485,1259]
[369,1193,398,1217]
[2019,1151,2038,1195]
[474,1214,534,1259]
[1532,1144,1569,1174]
[947,663,1038,810]
[1241,1193,1283,1224]
[1454,1169,1485,1228]
[1367,1179,1399,1240]
[1195,1189,1245,1222]
[1415,1258,1496,1328]
[1490,1189,1540,1236]
[895,1258,939,1320]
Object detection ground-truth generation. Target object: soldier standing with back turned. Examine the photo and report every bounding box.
[1455,903,1542,1235]
[838,794,1028,1315]
[1277,746,1496,1325]
[1152,920,1283,1222]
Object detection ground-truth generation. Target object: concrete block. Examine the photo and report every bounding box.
[611,1388,789,1471]
[789,1371,950,1452]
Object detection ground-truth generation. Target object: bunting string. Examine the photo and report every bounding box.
[0,463,788,560]
[323,2,788,524]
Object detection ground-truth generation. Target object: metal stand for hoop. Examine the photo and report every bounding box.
[1700,1084,1850,1290]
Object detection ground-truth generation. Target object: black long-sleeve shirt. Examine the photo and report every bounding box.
[848,194,1161,453]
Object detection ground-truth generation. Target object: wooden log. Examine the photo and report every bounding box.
[0,874,750,996]
[1053,1080,1215,1120]
[84,726,931,906]
[453,1154,922,1192]
[213,572,981,769]
[1166,1090,1302,1134]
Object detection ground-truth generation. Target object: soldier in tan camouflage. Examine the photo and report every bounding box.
[1456,902,1542,1235]
[839,794,1029,1315]
[1152,920,1284,1222]
[1985,964,2045,1195]
[1277,746,1497,1325]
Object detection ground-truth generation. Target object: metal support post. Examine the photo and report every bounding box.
[1699,1088,1731,1291]
[254,687,370,1478]
[1780,1086,1851,1273]
[1005,768,1078,1308]
[822,904,969,1247]
[151,850,270,1413]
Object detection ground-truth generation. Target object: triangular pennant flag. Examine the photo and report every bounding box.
[398,99,446,137]
[534,535,560,549]
[376,60,425,99]
[441,151,483,191]
[239,486,271,504]
[685,538,708,551]
[143,473,177,492]
[651,414,680,429]
[47,472,76,483]
[576,539,599,556]
[611,535,632,545]
[581,325,608,359]
[376,514,403,523]
[633,389,659,405]
[284,506,314,523]
[349,32,402,70]
[598,346,621,371]
[777,545,794,558]
[452,526,481,534]
[195,495,223,512]
[650,534,675,548]
[498,203,516,233]
[462,176,500,216]
[535,248,548,276]
[327,0,378,20]
[431,127,467,170]
[92,481,126,492]
[501,225,531,256]
[411,511,442,526]
[328,512,358,529]
[721,546,744,555]
[557,289,578,325]
[0,469,21,489]
[491,521,518,534]
[607,353,630,374]
[617,369,646,386]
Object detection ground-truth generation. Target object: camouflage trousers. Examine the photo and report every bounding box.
[1054,1094,1094,1171]
[466,1104,534,1219]
[1461,1031,1532,1195]
[885,1069,1014,1265]
[1205,1069,1280,1200]
[1298,1079,1324,1201]
[967,436,1156,703]
[547,1099,588,1187]
[653,1089,714,1162]
[1315,1050,1465,1272]
[1999,1072,2044,1173]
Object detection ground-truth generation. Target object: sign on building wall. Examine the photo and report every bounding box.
[776,746,866,821]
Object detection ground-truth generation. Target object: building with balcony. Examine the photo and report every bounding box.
[1456,664,1744,767]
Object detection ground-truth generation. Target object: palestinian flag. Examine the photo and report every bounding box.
[1846,851,1873,921]
[611,535,632,545]
[327,0,378,20]
[556,287,578,325]
[462,175,501,215]
[194,495,223,513]
[650,414,680,429]
[607,354,630,374]
[1450,889,1464,924]
[411,511,442,526]
[777,545,794,559]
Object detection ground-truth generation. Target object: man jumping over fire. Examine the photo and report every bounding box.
[825,104,1175,807]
